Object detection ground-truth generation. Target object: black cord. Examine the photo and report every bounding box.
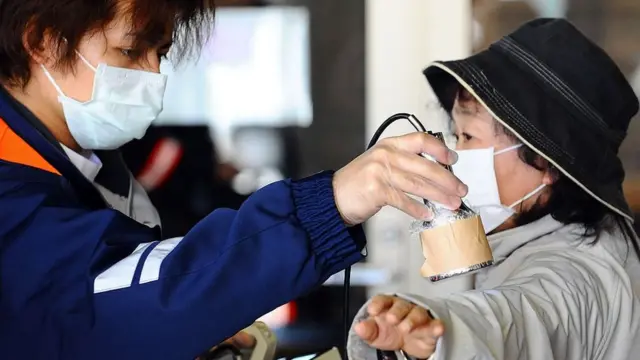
[366,113,426,149]
[342,113,427,358]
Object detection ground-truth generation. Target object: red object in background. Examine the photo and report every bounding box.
[137,137,184,192]
[121,125,249,239]
[257,301,297,329]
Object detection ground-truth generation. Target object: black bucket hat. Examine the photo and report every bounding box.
[425,18,639,221]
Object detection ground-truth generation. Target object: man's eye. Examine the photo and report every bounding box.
[462,133,472,141]
[120,48,138,58]
[158,44,172,61]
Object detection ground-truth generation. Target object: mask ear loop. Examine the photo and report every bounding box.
[40,65,65,97]
[75,51,97,72]
[40,51,96,98]
[494,143,523,156]
[508,183,546,209]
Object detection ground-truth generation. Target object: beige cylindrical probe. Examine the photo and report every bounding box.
[419,215,493,281]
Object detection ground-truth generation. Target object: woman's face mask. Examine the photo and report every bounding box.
[451,144,546,233]
[41,52,168,150]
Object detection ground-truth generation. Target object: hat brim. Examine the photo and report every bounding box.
[425,56,633,222]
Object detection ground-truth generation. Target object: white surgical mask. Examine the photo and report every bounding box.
[451,144,546,233]
[41,53,167,150]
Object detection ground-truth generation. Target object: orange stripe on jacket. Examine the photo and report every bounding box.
[0,117,60,175]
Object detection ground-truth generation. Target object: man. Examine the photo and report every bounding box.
[0,0,466,359]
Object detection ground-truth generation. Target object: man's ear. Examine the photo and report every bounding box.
[22,21,62,68]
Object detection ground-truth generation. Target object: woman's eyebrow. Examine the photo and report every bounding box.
[453,104,477,116]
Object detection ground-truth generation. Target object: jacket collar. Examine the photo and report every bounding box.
[61,143,102,182]
[488,213,636,266]
[0,86,129,206]
[487,215,572,263]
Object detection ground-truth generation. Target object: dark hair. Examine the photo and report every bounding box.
[453,87,639,251]
[0,0,215,87]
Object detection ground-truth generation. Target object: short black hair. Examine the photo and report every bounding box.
[0,0,215,87]
[452,86,638,252]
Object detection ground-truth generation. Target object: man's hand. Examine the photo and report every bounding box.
[222,331,256,348]
[333,132,467,225]
[197,331,256,360]
[354,295,444,359]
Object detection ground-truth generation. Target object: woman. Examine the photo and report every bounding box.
[0,1,467,359]
[349,19,640,359]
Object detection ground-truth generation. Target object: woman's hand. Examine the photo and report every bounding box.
[333,132,466,225]
[354,295,444,359]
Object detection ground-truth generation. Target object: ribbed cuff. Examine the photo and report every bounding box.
[291,171,366,276]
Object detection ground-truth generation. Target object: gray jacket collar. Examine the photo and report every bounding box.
[488,215,569,264]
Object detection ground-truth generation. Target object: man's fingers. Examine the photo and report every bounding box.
[225,331,256,348]
[354,318,379,342]
[398,306,432,333]
[389,151,467,199]
[371,142,467,202]
[368,295,395,316]
[386,167,463,210]
[385,188,433,220]
[386,133,458,166]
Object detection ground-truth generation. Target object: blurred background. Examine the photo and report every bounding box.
[119,0,640,357]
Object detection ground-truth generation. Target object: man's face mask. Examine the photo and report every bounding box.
[451,144,546,233]
[41,52,167,150]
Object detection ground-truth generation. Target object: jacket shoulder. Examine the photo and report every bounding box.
[0,118,60,176]
[0,160,75,203]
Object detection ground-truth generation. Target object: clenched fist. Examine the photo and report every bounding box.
[333,132,467,225]
[355,295,444,359]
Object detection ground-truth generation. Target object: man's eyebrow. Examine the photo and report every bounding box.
[159,40,173,48]
[124,30,172,47]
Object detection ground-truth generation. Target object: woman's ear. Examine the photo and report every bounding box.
[542,167,559,186]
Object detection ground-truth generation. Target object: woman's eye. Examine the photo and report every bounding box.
[452,133,472,141]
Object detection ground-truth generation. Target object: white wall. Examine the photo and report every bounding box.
[364,0,474,298]
[156,7,312,164]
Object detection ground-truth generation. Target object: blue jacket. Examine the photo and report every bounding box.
[0,88,366,359]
